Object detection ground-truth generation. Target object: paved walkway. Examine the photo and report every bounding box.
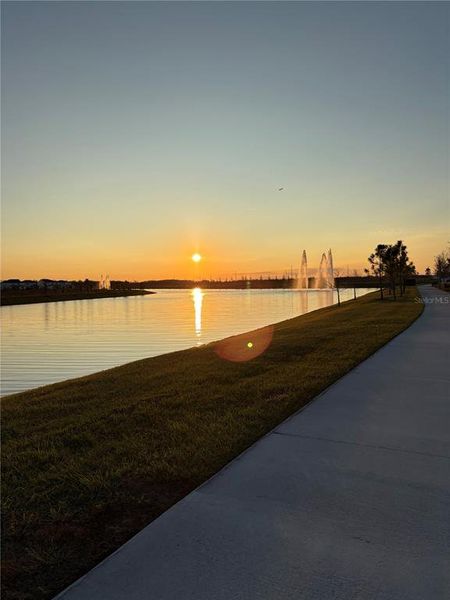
[56,286,450,600]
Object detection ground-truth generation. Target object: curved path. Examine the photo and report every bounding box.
[56,286,450,600]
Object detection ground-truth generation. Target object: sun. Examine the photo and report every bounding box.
[192,253,202,263]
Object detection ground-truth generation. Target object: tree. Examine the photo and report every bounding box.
[365,244,387,300]
[366,241,415,300]
[434,251,450,282]
[396,241,416,295]
[384,241,415,298]
[425,267,431,276]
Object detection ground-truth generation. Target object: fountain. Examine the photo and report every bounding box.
[99,274,111,290]
[298,250,308,289]
[327,248,335,288]
[297,249,335,289]
[317,253,328,288]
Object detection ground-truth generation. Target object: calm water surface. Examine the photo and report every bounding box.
[1,288,371,396]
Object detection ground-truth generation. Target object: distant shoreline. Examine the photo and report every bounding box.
[0,289,155,307]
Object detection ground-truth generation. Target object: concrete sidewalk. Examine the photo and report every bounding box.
[56,286,450,600]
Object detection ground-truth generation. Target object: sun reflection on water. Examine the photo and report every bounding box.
[192,287,204,344]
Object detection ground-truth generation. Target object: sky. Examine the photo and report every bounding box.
[2,0,449,280]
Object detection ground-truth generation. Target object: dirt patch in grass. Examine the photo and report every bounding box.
[1,287,423,599]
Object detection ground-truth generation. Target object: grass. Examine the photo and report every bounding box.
[1,287,423,600]
[0,290,153,306]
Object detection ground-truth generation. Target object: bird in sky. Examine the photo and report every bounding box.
[278,187,284,191]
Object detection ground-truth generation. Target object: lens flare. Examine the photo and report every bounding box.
[215,325,274,362]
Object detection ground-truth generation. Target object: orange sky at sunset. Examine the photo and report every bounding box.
[2,2,448,281]
[3,225,444,281]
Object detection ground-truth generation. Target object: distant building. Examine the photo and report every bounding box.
[19,280,38,290]
[37,279,71,289]
[0,279,21,290]
[38,279,56,289]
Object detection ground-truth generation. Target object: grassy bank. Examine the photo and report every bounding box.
[1,290,154,306]
[1,288,423,600]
